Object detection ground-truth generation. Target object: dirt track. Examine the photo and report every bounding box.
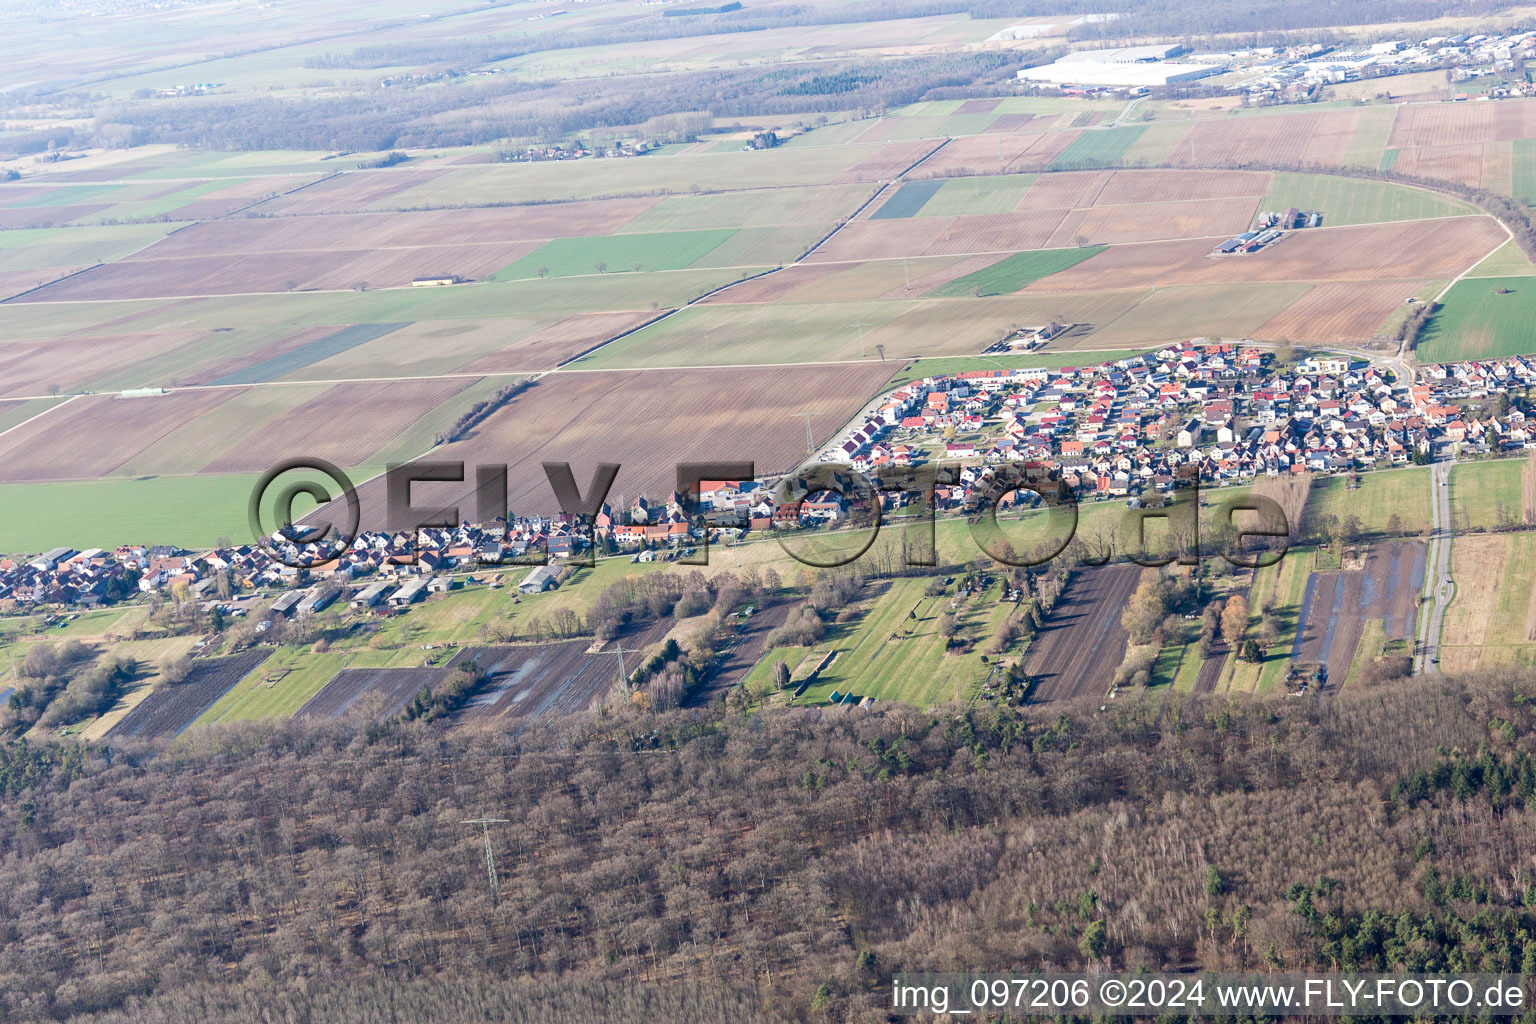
[1023,563,1140,703]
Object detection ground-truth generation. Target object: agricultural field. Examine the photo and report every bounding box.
[784,575,1018,709]
[1448,458,1526,532]
[1307,468,1432,538]
[0,472,277,552]
[926,247,1104,297]
[1030,217,1505,292]
[1465,239,1536,279]
[1288,540,1426,684]
[1441,531,1536,674]
[451,622,674,721]
[108,649,272,741]
[1048,126,1148,169]
[494,229,739,280]
[1258,173,1476,226]
[296,665,455,720]
[1419,276,1536,361]
[339,362,894,528]
[1021,564,1142,703]
[196,647,357,724]
[1255,281,1427,344]
[0,378,475,482]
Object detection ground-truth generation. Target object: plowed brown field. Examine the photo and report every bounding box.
[1255,280,1426,342]
[334,362,895,527]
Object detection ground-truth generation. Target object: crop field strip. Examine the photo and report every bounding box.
[108,649,272,741]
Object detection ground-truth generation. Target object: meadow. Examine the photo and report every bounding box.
[1258,173,1476,226]
[1307,467,1431,537]
[1419,276,1536,362]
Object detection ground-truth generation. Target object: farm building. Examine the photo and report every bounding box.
[350,580,393,609]
[268,590,303,616]
[519,565,560,594]
[411,275,463,287]
[295,588,336,616]
[389,578,429,607]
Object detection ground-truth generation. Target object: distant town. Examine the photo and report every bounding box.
[1014,30,1536,100]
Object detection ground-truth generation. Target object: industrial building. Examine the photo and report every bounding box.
[1018,55,1226,88]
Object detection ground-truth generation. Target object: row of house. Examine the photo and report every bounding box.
[812,344,1536,509]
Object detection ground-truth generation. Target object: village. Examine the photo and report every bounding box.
[2,344,1535,625]
[815,343,1536,507]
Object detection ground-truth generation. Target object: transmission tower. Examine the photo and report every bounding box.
[610,643,639,687]
[794,409,815,452]
[461,814,509,900]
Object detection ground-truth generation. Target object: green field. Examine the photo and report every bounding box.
[1514,138,1536,206]
[783,576,1014,708]
[1220,545,1314,693]
[916,174,1037,216]
[0,466,379,552]
[619,184,870,232]
[0,266,768,344]
[0,222,185,271]
[1047,126,1148,169]
[1418,276,1536,361]
[495,229,739,280]
[1450,458,1525,531]
[1307,468,1431,537]
[926,246,1106,298]
[1258,173,1476,227]
[196,647,348,724]
[1342,105,1398,168]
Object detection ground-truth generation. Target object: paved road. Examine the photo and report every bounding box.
[1414,459,1455,674]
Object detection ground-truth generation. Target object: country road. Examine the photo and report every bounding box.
[1414,458,1455,674]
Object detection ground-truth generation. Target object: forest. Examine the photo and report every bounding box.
[94,53,1017,152]
[5,670,1536,1021]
